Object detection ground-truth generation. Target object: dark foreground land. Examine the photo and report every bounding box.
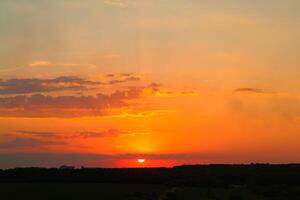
[1,164,300,200]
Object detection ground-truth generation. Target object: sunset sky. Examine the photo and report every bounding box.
[0,0,300,168]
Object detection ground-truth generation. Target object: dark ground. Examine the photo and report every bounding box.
[1,164,300,199]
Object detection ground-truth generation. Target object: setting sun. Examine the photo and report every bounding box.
[137,159,145,164]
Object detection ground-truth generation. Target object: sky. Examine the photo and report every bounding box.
[0,0,300,168]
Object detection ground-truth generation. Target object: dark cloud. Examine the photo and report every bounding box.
[17,129,121,139]
[78,129,120,138]
[104,73,141,84]
[107,76,141,84]
[105,73,135,78]
[17,131,59,138]
[0,76,101,95]
[234,88,266,94]
[105,74,116,78]
[0,138,66,149]
[0,80,195,117]
[0,86,146,117]
[0,74,140,95]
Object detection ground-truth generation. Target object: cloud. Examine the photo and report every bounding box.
[0,138,66,149]
[0,76,100,95]
[234,88,266,94]
[0,75,140,95]
[78,129,121,138]
[17,129,152,140]
[17,129,122,139]
[104,109,178,119]
[143,83,199,98]
[103,73,141,84]
[102,0,143,7]
[105,73,135,78]
[0,86,147,117]
[103,0,125,7]
[57,63,97,68]
[0,75,198,117]
[119,131,153,137]
[0,83,198,118]
[29,60,51,67]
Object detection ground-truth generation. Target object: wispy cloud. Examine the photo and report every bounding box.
[103,0,125,7]
[142,83,199,98]
[17,129,122,139]
[0,138,66,149]
[0,85,152,117]
[29,60,51,67]
[0,75,140,95]
[234,88,266,94]
[0,76,100,95]
[104,109,178,119]
[16,129,153,140]
[104,73,141,84]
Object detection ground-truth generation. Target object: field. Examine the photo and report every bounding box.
[1,183,300,199]
[1,165,300,199]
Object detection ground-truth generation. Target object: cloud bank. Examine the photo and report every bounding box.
[0,75,140,95]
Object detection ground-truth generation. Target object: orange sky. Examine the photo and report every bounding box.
[0,0,300,168]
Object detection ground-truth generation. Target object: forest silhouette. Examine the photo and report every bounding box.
[1,164,300,199]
